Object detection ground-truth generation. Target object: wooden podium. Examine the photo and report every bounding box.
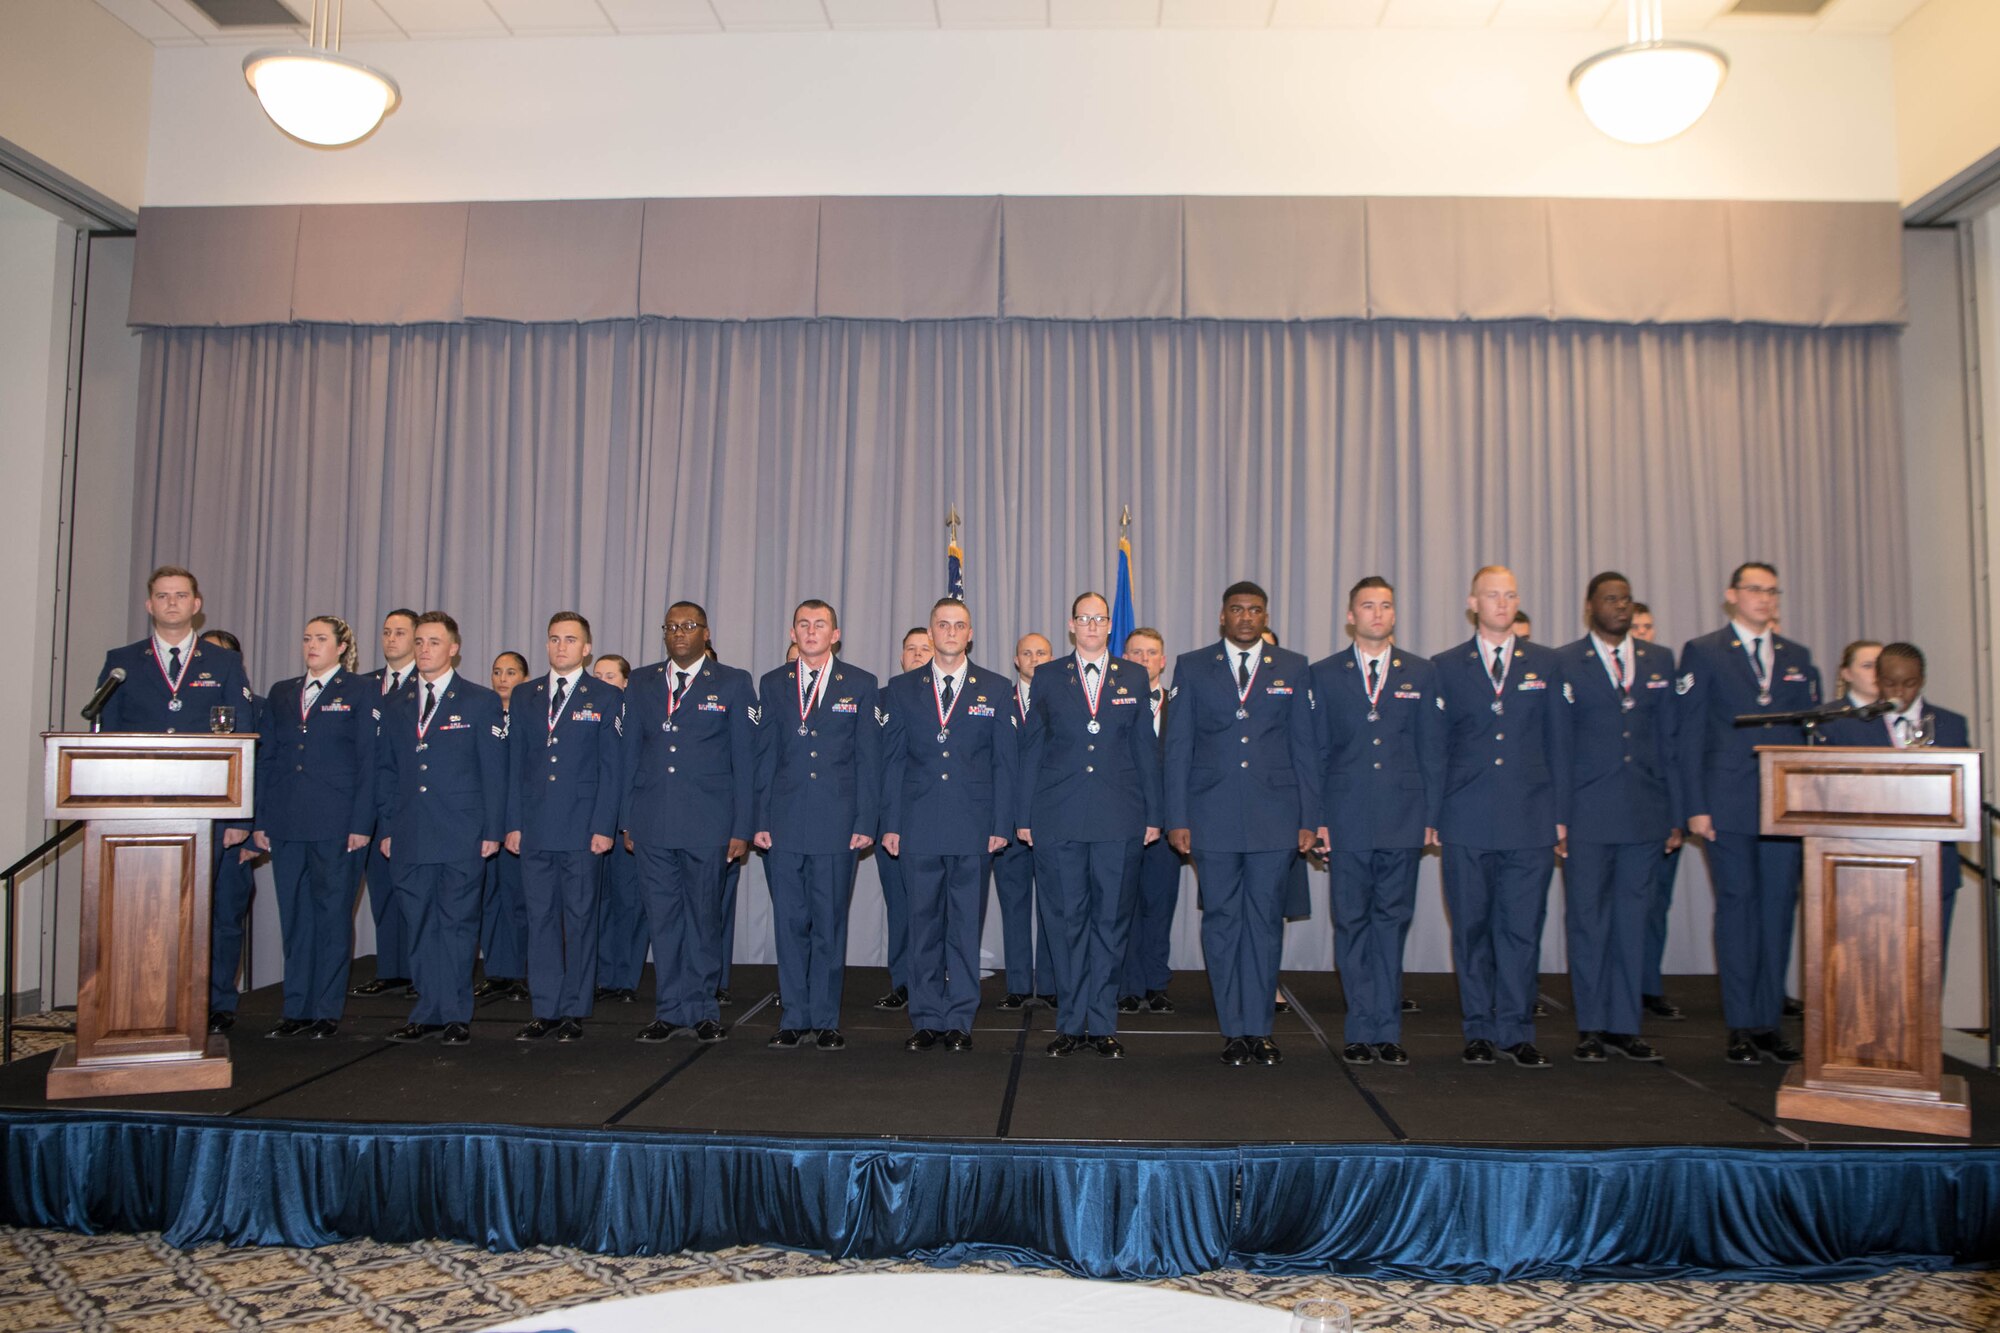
[1758,744,1978,1137]
[41,732,256,1099]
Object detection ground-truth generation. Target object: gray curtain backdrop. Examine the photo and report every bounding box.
[133,316,1909,979]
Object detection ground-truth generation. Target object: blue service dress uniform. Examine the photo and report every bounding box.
[1432,636,1573,1051]
[480,702,530,984]
[620,655,760,1028]
[375,671,509,1029]
[756,658,882,1035]
[591,675,647,996]
[256,669,375,1022]
[509,670,623,1022]
[359,664,417,985]
[1120,681,1181,1003]
[1818,700,1970,937]
[1308,645,1445,1047]
[1678,625,1820,1034]
[992,681,1057,998]
[1557,636,1684,1040]
[1016,652,1163,1039]
[96,635,256,1017]
[1163,640,1321,1043]
[880,660,1017,1034]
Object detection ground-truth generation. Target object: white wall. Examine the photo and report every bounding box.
[0,191,75,1011]
[146,28,1898,206]
[1894,0,2000,206]
[0,0,153,213]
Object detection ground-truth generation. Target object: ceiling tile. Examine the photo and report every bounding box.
[1051,0,1157,24]
[1813,0,1926,32]
[936,0,1046,26]
[486,0,617,29]
[334,0,409,34]
[1489,0,1612,28]
[1379,0,1501,25]
[91,0,199,40]
[711,0,829,26]
[1595,0,1729,30]
[376,0,510,34]
[1268,0,1386,27]
[825,0,937,26]
[599,0,722,30]
[1706,9,1817,31]
[1160,0,1272,24]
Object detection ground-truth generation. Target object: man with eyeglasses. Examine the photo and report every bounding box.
[618,602,759,1045]
[1679,562,1819,1066]
[1016,593,1162,1058]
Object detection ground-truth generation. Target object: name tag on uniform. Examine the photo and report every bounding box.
[968,704,996,717]
[1393,690,1421,700]
[1516,680,1548,691]
[697,701,726,713]
[831,701,859,714]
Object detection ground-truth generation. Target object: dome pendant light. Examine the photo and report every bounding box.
[244,0,401,148]
[1571,0,1728,146]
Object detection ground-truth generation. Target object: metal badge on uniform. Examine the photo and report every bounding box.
[167,698,183,712]
[1087,720,1101,734]
[1491,700,1503,715]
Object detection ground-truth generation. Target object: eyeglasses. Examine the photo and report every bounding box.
[663,621,707,633]
[1734,584,1781,597]
[1073,615,1110,627]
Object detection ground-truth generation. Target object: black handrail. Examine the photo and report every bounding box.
[4,820,83,1063]
[1985,803,1999,1075]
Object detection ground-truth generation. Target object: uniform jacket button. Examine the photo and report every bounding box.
[1494,758,1504,766]
[1240,760,1250,768]
[941,773,950,781]
[1373,762,1381,769]
[1085,765,1094,774]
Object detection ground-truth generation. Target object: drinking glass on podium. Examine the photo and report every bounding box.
[1291,1298,1352,1332]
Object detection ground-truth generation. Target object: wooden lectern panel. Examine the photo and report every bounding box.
[82,826,205,1056]
[1761,747,1977,842]
[45,732,254,820]
[1803,840,1936,1094]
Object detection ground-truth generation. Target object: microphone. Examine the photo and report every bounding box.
[80,668,126,724]
[1852,698,1896,720]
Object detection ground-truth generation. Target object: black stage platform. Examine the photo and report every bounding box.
[4,965,1998,1280]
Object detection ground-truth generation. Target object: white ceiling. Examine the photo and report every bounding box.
[95,0,1930,42]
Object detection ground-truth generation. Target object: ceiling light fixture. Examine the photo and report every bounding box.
[1570,0,1729,146]
[243,0,400,148]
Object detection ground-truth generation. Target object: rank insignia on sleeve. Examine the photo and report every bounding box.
[875,706,889,726]
[747,705,762,726]
[1676,674,1694,695]
[1436,696,1446,711]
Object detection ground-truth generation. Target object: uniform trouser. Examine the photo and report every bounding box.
[479,849,529,978]
[396,858,485,1025]
[1641,843,1681,997]
[1120,837,1181,997]
[1703,831,1801,1032]
[1193,849,1292,1039]
[1441,844,1555,1048]
[766,850,859,1031]
[1329,848,1422,1045]
[904,852,988,1031]
[633,843,727,1028]
[878,847,910,992]
[719,857,742,991]
[595,841,646,991]
[209,834,258,1013]
[993,841,1055,994]
[363,841,411,980]
[1563,839,1656,1036]
[1035,838,1142,1038]
[521,848,601,1020]
[271,837,364,1020]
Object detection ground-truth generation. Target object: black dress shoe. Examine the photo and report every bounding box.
[515,1018,561,1042]
[1461,1039,1498,1065]
[1092,1035,1124,1059]
[943,1029,972,1051]
[905,1028,940,1051]
[815,1028,847,1051]
[1251,1037,1281,1066]
[556,1018,583,1042]
[1726,1029,1761,1064]
[767,1028,806,1049]
[385,1022,435,1043]
[1751,1029,1802,1063]
[404,986,419,999]
[636,1020,678,1043]
[997,993,1029,1010]
[1341,1042,1375,1064]
[874,986,909,1011]
[1400,997,1420,1014]
[1047,1033,1084,1057]
[1035,994,1058,1011]
[1602,1032,1663,1061]
[473,978,512,1000]
[694,1019,728,1044]
[1503,1042,1552,1068]
[1373,1042,1410,1066]
[715,989,732,1007]
[349,977,407,996]
[1273,999,1292,1015]
[1573,1033,1608,1063]
[1782,996,1805,1019]
[1531,1001,1549,1019]
[265,1017,312,1039]
[595,985,637,1003]
[439,1022,472,1045]
[1642,994,1685,1021]
[207,1010,235,1034]
[308,1019,339,1039]
[1117,994,1141,1014]
[1221,1037,1253,1066]
[1145,991,1176,1014]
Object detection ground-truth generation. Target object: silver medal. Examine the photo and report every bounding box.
[1620,697,1635,713]
[1087,719,1100,734]
[1757,692,1772,707]
[1491,700,1504,716]
[167,697,183,712]
[1367,709,1379,723]
[936,729,949,743]
[1235,708,1248,721]
[798,724,810,737]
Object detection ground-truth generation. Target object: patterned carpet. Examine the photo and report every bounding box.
[3,1225,1997,1332]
